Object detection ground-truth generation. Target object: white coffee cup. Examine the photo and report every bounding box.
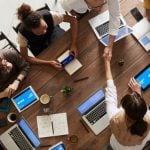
[40,94,51,113]
[7,112,17,123]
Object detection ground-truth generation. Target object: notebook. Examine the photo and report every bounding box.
[11,86,39,112]
[132,18,150,52]
[77,89,109,135]
[37,113,69,138]
[0,118,41,150]
[88,10,132,46]
[135,64,150,91]
[57,50,82,75]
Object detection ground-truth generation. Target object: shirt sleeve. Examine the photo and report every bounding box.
[50,11,64,26]
[107,0,120,36]
[105,79,119,121]
[17,32,28,47]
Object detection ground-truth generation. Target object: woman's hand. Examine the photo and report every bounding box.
[49,61,63,70]
[70,45,78,57]
[128,77,141,95]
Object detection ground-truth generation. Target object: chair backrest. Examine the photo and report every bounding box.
[0,31,19,52]
[13,3,50,33]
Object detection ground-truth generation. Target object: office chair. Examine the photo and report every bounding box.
[13,3,50,33]
[0,31,18,52]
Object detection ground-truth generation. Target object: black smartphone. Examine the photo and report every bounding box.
[130,7,143,22]
[61,55,74,67]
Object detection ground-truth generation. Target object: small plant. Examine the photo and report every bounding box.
[61,86,73,96]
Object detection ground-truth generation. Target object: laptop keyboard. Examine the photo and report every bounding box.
[9,127,33,150]
[95,19,124,37]
[86,102,106,125]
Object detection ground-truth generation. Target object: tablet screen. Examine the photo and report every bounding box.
[135,64,150,90]
[49,142,65,150]
[12,86,39,112]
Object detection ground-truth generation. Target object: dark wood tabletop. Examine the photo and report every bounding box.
[0,0,149,150]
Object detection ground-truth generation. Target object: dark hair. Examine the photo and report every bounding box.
[121,92,148,136]
[17,3,42,29]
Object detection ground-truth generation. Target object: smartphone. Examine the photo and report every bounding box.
[60,55,74,67]
[130,7,143,22]
[48,141,66,150]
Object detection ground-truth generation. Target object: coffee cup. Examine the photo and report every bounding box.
[40,94,51,113]
[7,112,17,123]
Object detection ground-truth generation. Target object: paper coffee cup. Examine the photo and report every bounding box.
[7,112,17,123]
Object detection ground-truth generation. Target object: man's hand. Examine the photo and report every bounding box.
[49,61,63,70]
[128,77,141,95]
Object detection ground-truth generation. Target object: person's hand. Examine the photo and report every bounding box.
[49,61,63,70]
[128,77,141,95]
[70,46,78,57]
[103,46,112,58]
[103,47,112,62]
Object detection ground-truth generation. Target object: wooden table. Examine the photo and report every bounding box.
[0,0,149,149]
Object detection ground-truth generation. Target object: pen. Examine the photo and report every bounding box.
[51,121,54,135]
[74,77,89,83]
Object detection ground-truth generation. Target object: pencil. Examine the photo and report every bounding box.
[51,121,54,135]
[74,77,89,83]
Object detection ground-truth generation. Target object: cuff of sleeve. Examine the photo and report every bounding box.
[107,79,115,87]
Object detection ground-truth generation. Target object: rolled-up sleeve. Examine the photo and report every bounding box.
[107,0,120,36]
[105,80,119,121]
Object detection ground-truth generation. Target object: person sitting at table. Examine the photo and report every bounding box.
[0,49,30,98]
[17,3,78,70]
[144,0,150,21]
[58,0,120,58]
[103,53,150,150]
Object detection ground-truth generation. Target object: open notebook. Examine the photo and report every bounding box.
[37,113,69,138]
[132,18,150,52]
[57,50,82,75]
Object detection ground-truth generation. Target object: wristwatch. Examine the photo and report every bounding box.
[16,78,22,82]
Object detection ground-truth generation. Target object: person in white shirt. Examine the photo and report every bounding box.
[58,0,120,57]
[103,53,150,150]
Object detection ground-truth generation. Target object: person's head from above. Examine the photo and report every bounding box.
[17,3,48,35]
[121,92,148,137]
[0,57,13,73]
[85,0,104,11]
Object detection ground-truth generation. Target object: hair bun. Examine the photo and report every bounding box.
[17,3,32,21]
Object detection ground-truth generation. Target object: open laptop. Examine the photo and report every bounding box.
[88,10,132,46]
[11,86,39,112]
[0,118,41,150]
[77,89,109,135]
[132,18,150,52]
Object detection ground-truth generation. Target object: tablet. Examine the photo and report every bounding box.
[11,86,39,112]
[48,141,66,150]
[135,64,150,91]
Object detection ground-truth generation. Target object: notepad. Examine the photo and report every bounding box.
[57,50,82,75]
[36,113,69,138]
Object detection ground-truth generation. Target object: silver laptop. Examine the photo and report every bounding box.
[77,89,109,135]
[0,118,41,150]
[11,86,39,112]
[88,10,132,46]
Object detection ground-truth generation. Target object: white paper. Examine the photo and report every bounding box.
[57,50,82,75]
[37,113,69,138]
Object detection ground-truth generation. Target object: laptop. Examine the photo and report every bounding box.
[88,10,132,46]
[0,118,41,150]
[132,18,150,52]
[77,89,109,135]
[11,86,39,112]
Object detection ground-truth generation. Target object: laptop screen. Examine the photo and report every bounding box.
[77,89,105,115]
[18,118,41,148]
[12,86,39,112]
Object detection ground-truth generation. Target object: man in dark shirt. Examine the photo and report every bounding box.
[0,49,30,98]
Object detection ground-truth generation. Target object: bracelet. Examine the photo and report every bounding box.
[16,78,22,82]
